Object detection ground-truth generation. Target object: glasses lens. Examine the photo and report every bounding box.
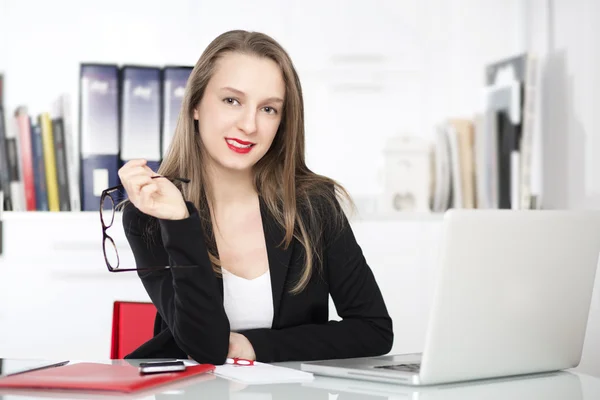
[101,193,115,228]
[103,235,119,269]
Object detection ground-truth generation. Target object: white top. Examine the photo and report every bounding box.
[222,268,274,332]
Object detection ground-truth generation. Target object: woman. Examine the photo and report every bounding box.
[120,30,393,364]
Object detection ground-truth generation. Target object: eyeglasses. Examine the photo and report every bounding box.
[100,175,190,272]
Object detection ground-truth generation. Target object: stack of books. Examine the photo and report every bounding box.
[0,64,193,212]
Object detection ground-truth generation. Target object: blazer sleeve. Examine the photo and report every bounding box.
[122,201,230,364]
[241,209,394,362]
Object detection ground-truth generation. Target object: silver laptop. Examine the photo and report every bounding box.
[301,209,600,386]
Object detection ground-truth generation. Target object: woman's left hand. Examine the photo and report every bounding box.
[228,332,256,361]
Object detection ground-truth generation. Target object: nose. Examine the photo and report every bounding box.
[237,108,258,135]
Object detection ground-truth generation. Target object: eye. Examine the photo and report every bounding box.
[223,97,240,106]
[262,106,278,115]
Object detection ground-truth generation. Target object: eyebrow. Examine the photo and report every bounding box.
[221,86,284,104]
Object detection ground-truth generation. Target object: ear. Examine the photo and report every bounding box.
[193,108,199,120]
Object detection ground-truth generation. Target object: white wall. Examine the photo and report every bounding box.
[0,0,524,203]
[527,0,600,375]
[526,0,600,210]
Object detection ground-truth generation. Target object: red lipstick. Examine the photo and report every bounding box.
[225,138,255,154]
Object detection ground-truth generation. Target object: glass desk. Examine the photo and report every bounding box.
[0,359,598,399]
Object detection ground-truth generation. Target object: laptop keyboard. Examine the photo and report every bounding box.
[373,363,421,373]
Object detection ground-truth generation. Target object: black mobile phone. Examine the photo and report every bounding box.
[139,360,186,375]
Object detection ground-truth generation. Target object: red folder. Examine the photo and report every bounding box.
[0,362,215,393]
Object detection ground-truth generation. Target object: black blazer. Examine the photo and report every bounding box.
[122,196,393,365]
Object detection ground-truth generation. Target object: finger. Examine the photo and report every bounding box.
[129,175,154,191]
[140,182,158,197]
[123,165,154,179]
[227,346,236,359]
[125,159,147,168]
[120,166,155,188]
[118,159,147,180]
[139,183,158,209]
[125,175,154,203]
[141,164,160,177]
[227,338,237,358]
[119,159,146,176]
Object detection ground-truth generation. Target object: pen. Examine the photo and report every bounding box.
[226,358,255,366]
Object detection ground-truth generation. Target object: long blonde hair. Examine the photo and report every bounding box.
[159,30,352,294]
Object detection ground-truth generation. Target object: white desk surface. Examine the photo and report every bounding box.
[0,359,599,399]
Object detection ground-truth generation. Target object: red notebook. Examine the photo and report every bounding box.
[0,362,215,393]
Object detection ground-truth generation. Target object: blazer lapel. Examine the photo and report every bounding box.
[259,197,294,325]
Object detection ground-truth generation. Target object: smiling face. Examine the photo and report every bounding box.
[194,52,285,174]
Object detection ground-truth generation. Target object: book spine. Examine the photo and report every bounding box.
[39,113,60,211]
[52,118,71,211]
[31,123,48,211]
[15,107,36,211]
[0,107,12,211]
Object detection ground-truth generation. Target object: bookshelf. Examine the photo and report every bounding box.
[0,0,532,216]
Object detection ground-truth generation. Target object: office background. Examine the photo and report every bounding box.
[0,0,599,379]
